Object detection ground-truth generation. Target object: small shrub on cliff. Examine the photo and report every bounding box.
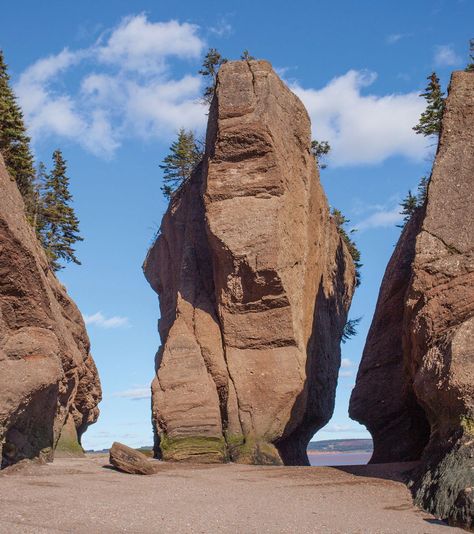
[311,140,331,169]
[40,150,83,270]
[160,129,203,199]
[240,50,255,61]
[199,48,227,105]
[0,50,36,215]
[466,39,474,72]
[413,72,445,137]
[331,208,362,287]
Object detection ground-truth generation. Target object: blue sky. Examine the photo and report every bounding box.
[1,0,472,450]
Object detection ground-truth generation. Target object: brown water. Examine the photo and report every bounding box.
[308,452,372,466]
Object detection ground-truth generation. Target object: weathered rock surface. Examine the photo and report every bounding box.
[144,60,355,465]
[350,71,474,527]
[109,442,157,475]
[0,154,101,468]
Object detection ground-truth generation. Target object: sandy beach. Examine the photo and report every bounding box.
[0,455,462,534]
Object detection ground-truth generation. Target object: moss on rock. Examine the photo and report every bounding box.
[227,435,282,465]
[159,435,227,463]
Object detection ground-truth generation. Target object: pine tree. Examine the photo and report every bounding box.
[311,140,331,169]
[42,150,82,270]
[159,129,203,199]
[31,161,47,241]
[0,50,36,214]
[466,38,474,72]
[398,190,418,228]
[199,48,227,104]
[413,72,445,137]
[331,208,362,287]
[342,317,361,343]
[241,50,255,61]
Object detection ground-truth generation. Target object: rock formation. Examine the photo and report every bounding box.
[350,71,474,528]
[0,154,101,468]
[144,60,355,465]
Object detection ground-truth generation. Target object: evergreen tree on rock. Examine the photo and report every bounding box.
[42,150,82,270]
[311,139,331,169]
[413,72,445,137]
[466,38,474,72]
[331,208,362,287]
[0,50,35,214]
[160,129,203,199]
[199,48,227,104]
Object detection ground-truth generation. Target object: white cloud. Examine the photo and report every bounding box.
[113,387,151,400]
[83,311,129,329]
[434,44,461,67]
[341,358,353,368]
[209,17,233,37]
[97,15,203,73]
[15,14,207,157]
[324,424,367,433]
[357,205,403,231]
[386,33,405,45]
[291,70,427,166]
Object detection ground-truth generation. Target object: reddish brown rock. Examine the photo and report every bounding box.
[109,442,157,475]
[0,154,101,468]
[350,71,474,527]
[144,60,355,465]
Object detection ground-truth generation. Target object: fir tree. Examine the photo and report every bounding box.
[413,72,445,137]
[397,190,418,228]
[311,140,331,169]
[31,161,47,240]
[466,38,474,72]
[42,150,82,270]
[240,50,255,61]
[342,317,361,343]
[0,50,36,214]
[199,48,227,104]
[159,129,203,199]
[331,208,362,287]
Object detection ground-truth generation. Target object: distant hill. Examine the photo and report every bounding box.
[307,439,373,453]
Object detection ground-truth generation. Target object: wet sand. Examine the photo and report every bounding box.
[0,455,460,534]
[308,451,372,466]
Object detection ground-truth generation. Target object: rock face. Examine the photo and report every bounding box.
[144,60,355,465]
[109,442,157,475]
[0,154,101,468]
[350,71,474,527]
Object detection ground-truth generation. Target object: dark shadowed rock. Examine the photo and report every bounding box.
[350,71,474,528]
[109,442,157,475]
[143,60,355,465]
[0,154,101,468]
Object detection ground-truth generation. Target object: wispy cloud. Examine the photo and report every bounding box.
[83,311,129,329]
[341,358,353,369]
[209,16,233,37]
[292,70,427,166]
[356,205,403,231]
[112,386,151,400]
[386,33,410,45]
[323,424,367,433]
[15,14,207,158]
[434,44,461,67]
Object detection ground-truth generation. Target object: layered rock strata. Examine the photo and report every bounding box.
[144,60,355,465]
[350,71,474,528]
[0,155,101,468]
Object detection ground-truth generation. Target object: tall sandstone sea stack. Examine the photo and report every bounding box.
[0,155,101,468]
[350,71,474,528]
[144,60,356,466]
